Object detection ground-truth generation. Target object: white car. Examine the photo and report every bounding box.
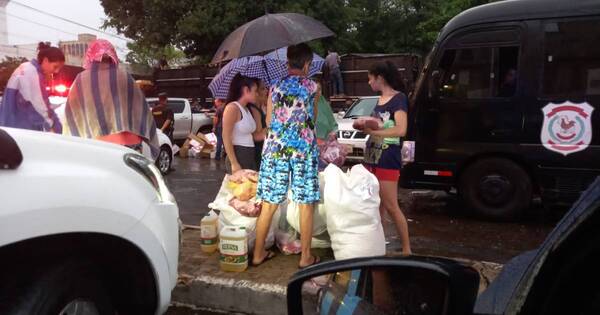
[51,98,174,175]
[0,127,180,315]
[147,97,213,141]
[335,96,378,161]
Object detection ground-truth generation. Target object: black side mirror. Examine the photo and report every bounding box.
[287,256,479,315]
[0,128,23,170]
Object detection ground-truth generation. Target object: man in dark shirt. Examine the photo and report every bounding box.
[212,98,225,160]
[152,93,174,141]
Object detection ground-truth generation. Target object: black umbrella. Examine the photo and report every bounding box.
[212,13,334,64]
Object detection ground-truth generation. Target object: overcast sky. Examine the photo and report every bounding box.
[2,0,129,56]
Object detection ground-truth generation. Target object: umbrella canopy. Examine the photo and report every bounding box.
[208,51,325,100]
[212,13,334,64]
[208,56,267,100]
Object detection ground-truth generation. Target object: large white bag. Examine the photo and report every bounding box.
[324,164,386,260]
[209,175,277,252]
[286,173,328,236]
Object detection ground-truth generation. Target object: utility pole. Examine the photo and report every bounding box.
[0,0,10,46]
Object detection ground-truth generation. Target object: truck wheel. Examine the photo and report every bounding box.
[8,260,114,315]
[459,158,532,221]
[155,144,172,175]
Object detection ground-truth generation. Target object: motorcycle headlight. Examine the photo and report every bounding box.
[124,153,172,202]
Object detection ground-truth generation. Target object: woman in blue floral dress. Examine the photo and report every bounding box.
[253,44,321,268]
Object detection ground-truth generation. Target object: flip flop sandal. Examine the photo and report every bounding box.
[299,255,321,269]
[251,250,276,267]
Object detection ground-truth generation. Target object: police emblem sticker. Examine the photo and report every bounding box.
[541,101,594,156]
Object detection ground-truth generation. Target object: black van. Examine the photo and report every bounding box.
[401,0,600,220]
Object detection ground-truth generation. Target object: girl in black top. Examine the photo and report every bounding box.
[363,61,411,255]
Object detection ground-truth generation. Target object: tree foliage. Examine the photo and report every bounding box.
[0,56,27,92]
[101,0,494,62]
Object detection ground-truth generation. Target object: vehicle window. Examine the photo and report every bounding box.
[344,98,378,118]
[168,101,186,114]
[542,19,600,97]
[438,46,519,99]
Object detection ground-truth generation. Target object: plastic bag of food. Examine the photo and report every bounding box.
[352,116,383,131]
[227,170,258,201]
[229,198,261,217]
[275,228,302,255]
[319,133,347,168]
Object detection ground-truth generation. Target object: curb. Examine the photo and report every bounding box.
[172,259,503,314]
[173,274,288,315]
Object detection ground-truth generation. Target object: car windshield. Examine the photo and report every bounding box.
[344,98,378,118]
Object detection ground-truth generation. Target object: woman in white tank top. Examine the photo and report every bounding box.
[222,74,258,174]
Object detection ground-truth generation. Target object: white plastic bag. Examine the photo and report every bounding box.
[324,164,385,260]
[286,173,328,236]
[209,175,277,252]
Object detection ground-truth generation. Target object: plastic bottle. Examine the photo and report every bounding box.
[200,211,218,253]
[219,226,248,272]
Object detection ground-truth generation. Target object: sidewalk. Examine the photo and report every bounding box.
[172,228,503,315]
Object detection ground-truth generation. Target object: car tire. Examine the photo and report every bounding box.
[8,259,115,315]
[156,144,172,175]
[198,126,212,135]
[459,157,532,221]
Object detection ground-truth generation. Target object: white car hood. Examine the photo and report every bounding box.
[4,127,135,159]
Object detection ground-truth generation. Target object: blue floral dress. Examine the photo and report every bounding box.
[257,76,320,204]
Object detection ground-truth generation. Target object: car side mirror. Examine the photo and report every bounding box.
[287,256,479,315]
[0,128,23,170]
[337,111,346,118]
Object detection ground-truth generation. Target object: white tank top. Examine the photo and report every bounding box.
[231,102,256,147]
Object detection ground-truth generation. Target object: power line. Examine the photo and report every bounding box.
[0,12,129,54]
[3,11,79,37]
[10,1,130,42]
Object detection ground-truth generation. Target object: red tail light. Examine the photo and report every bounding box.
[54,84,68,94]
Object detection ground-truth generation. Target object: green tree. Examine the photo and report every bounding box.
[0,56,27,92]
[125,42,186,68]
[101,0,494,61]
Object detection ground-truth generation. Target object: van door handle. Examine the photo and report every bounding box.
[427,108,439,113]
[490,129,512,136]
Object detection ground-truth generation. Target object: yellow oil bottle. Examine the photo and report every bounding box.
[219,226,248,272]
[200,211,218,253]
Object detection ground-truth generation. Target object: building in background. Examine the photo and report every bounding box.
[59,33,97,67]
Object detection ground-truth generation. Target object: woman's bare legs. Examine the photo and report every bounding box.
[379,180,411,255]
[298,203,315,267]
[252,201,278,265]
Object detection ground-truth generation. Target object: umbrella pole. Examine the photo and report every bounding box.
[263,59,271,84]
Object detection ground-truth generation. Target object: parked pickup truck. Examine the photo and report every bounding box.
[147,97,213,142]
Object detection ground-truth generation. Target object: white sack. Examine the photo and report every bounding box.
[324,164,386,260]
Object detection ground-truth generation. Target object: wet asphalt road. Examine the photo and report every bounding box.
[165,157,556,264]
[164,157,557,314]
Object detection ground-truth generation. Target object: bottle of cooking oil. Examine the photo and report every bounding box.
[200,211,218,253]
[219,226,248,272]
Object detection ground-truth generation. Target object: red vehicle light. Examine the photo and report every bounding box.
[54,84,68,94]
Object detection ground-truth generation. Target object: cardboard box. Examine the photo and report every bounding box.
[185,133,215,159]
